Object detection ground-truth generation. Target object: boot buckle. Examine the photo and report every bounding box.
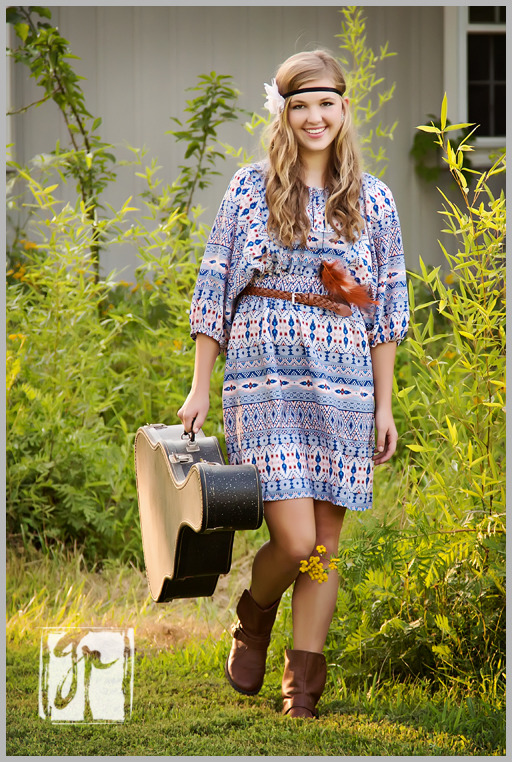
[231,619,242,637]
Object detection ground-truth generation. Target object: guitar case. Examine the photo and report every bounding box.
[134,424,263,602]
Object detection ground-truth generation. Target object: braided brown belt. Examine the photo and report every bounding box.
[240,286,352,317]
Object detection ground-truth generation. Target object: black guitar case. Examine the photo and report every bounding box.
[134,424,263,602]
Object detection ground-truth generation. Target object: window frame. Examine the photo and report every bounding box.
[6,23,13,157]
[444,6,506,167]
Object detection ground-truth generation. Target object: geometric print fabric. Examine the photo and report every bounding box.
[190,163,409,511]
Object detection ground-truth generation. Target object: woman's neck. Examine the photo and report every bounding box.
[299,147,330,188]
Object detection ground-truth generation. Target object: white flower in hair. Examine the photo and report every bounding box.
[264,78,285,115]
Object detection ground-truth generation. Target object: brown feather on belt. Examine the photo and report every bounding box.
[319,260,377,310]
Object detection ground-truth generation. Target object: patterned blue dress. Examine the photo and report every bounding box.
[189,163,409,511]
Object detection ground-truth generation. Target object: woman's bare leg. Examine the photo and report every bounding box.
[291,500,346,653]
[249,498,317,609]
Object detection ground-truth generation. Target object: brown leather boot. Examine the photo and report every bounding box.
[224,589,280,696]
[281,648,327,718]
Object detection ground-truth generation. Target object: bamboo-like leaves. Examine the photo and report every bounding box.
[332,96,505,684]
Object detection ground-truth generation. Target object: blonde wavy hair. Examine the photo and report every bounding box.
[265,50,364,247]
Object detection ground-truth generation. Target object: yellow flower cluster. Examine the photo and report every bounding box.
[8,263,27,281]
[115,279,152,292]
[20,239,38,250]
[299,545,340,584]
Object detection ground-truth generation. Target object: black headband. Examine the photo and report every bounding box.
[283,86,345,100]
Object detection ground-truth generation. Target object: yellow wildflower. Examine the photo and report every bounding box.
[445,272,455,285]
[299,549,333,584]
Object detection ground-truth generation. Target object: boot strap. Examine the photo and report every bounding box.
[231,623,271,651]
[282,694,318,715]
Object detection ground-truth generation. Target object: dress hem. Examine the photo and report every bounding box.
[261,489,372,511]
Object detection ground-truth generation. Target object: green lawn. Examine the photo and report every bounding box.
[6,502,505,757]
[7,643,503,756]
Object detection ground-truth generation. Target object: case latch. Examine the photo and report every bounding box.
[168,452,194,464]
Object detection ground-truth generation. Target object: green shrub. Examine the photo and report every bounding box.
[6,163,225,564]
[325,98,506,694]
[6,21,242,562]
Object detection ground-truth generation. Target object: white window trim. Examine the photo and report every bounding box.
[444,6,506,168]
[6,23,13,157]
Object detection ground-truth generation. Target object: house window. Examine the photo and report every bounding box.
[443,6,506,167]
[467,6,506,137]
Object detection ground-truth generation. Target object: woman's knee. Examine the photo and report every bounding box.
[314,530,342,557]
[270,534,317,566]
[264,498,317,564]
[314,528,342,554]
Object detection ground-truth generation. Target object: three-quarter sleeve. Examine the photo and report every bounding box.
[189,178,242,352]
[364,182,409,348]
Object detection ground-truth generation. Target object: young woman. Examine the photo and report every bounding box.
[178,49,409,719]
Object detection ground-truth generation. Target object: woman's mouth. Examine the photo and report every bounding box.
[304,126,327,138]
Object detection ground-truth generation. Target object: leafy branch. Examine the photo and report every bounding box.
[7,5,117,280]
[411,112,473,184]
[336,6,398,176]
[166,73,247,216]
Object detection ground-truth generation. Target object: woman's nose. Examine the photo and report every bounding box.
[305,106,323,124]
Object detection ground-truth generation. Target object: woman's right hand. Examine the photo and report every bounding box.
[177,389,210,435]
[178,333,220,435]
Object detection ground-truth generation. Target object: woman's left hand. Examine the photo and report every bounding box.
[373,408,398,466]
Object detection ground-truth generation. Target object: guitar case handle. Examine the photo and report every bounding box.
[181,416,199,451]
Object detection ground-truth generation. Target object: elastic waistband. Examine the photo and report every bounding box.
[239,286,352,317]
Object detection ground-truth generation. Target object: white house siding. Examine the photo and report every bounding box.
[10,5,462,278]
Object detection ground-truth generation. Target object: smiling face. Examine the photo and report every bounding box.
[286,77,347,160]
